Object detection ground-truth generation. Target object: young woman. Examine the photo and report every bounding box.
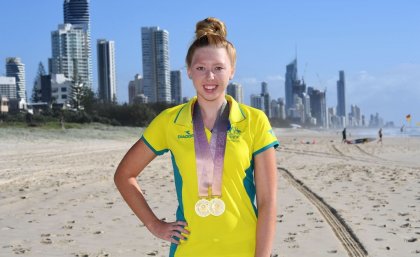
[114,17,279,257]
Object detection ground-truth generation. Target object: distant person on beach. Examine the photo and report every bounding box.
[342,128,347,143]
[114,17,279,257]
[378,128,383,144]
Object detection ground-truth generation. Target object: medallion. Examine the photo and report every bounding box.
[195,199,210,217]
[209,198,225,216]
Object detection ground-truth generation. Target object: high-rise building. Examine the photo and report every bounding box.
[270,100,280,119]
[308,87,328,128]
[97,39,117,103]
[50,24,92,88]
[5,57,25,101]
[349,104,361,127]
[261,81,271,118]
[64,0,90,31]
[0,76,17,99]
[227,82,243,103]
[128,74,143,104]
[302,92,311,121]
[278,98,286,120]
[336,70,346,118]
[250,94,264,111]
[63,0,92,88]
[171,70,182,104]
[141,27,171,103]
[285,59,298,113]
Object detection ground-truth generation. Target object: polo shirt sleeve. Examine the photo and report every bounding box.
[252,111,279,156]
[141,111,169,155]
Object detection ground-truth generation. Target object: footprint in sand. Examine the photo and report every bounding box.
[146,250,158,256]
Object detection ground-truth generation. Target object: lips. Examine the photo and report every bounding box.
[203,84,217,92]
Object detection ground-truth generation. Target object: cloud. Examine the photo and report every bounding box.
[265,75,285,82]
[345,63,420,123]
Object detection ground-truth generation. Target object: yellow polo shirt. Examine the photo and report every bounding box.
[141,95,279,257]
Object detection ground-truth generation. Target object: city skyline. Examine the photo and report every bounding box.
[1,0,419,125]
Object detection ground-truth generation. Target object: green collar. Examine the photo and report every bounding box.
[173,95,246,126]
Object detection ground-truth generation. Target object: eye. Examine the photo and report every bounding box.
[196,66,205,71]
[215,66,224,71]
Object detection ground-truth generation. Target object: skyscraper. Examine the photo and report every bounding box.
[62,0,92,89]
[128,74,143,105]
[64,0,90,31]
[170,70,182,104]
[50,24,91,88]
[285,59,298,113]
[227,82,243,103]
[5,57,25,101]
[97,39,117,103]
[141,27,171,103]
[261,81,271,118]
[308,87,328,128]
[250,94,264,111]
[336,70,346,118]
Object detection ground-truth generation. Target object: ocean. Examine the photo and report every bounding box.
[345,127,420,138]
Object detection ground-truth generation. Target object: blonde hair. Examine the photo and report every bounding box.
[186,17,236,69]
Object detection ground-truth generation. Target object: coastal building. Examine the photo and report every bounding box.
[141,27,171,103]
[250,94,264,111]
[51,74,72,107]
[227,82,243,103]
[132,94,148,104]
[5,58,25,101]
[170,70,182,104]
[128,74,143,105]
[337,70,346,121]
[0,76,17,100]
[64,0,90,31]
[50,24,92,88]
[285,58,298,114]
[308,87,328,128]
[0,96,8,113]
[97,39,117,103]
[261,81,271,118]
[63,0,92,88]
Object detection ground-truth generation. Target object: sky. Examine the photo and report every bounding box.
[1,0,419,125]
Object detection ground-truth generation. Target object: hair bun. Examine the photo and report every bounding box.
[195,17,227,39]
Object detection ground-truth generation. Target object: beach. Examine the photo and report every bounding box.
[0,126,419,257]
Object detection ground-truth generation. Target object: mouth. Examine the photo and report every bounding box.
[203,84,217,93]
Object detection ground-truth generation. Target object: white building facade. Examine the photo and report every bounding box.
[141,27,171,103]
[50,24,92,89]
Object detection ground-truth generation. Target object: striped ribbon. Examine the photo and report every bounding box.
[193,101,229,197]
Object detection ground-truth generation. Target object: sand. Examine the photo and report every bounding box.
[0,125,418,257]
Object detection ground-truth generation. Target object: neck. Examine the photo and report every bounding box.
[196,96,227,130]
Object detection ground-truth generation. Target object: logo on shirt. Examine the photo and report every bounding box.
[178,130,194,139]
[227,126,242,142]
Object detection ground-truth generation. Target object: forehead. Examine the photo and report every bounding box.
[191,46,230,65]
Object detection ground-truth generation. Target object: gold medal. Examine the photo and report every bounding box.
[209,198,225,216]
[195,199,210,217]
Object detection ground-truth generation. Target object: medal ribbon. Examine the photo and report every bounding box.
[193,101,229,197]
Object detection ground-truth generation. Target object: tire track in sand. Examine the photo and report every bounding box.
[278,167,368,257]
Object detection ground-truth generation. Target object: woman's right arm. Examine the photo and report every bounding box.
[114,139,188,244]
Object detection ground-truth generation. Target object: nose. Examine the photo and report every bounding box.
[206,70,215,80]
